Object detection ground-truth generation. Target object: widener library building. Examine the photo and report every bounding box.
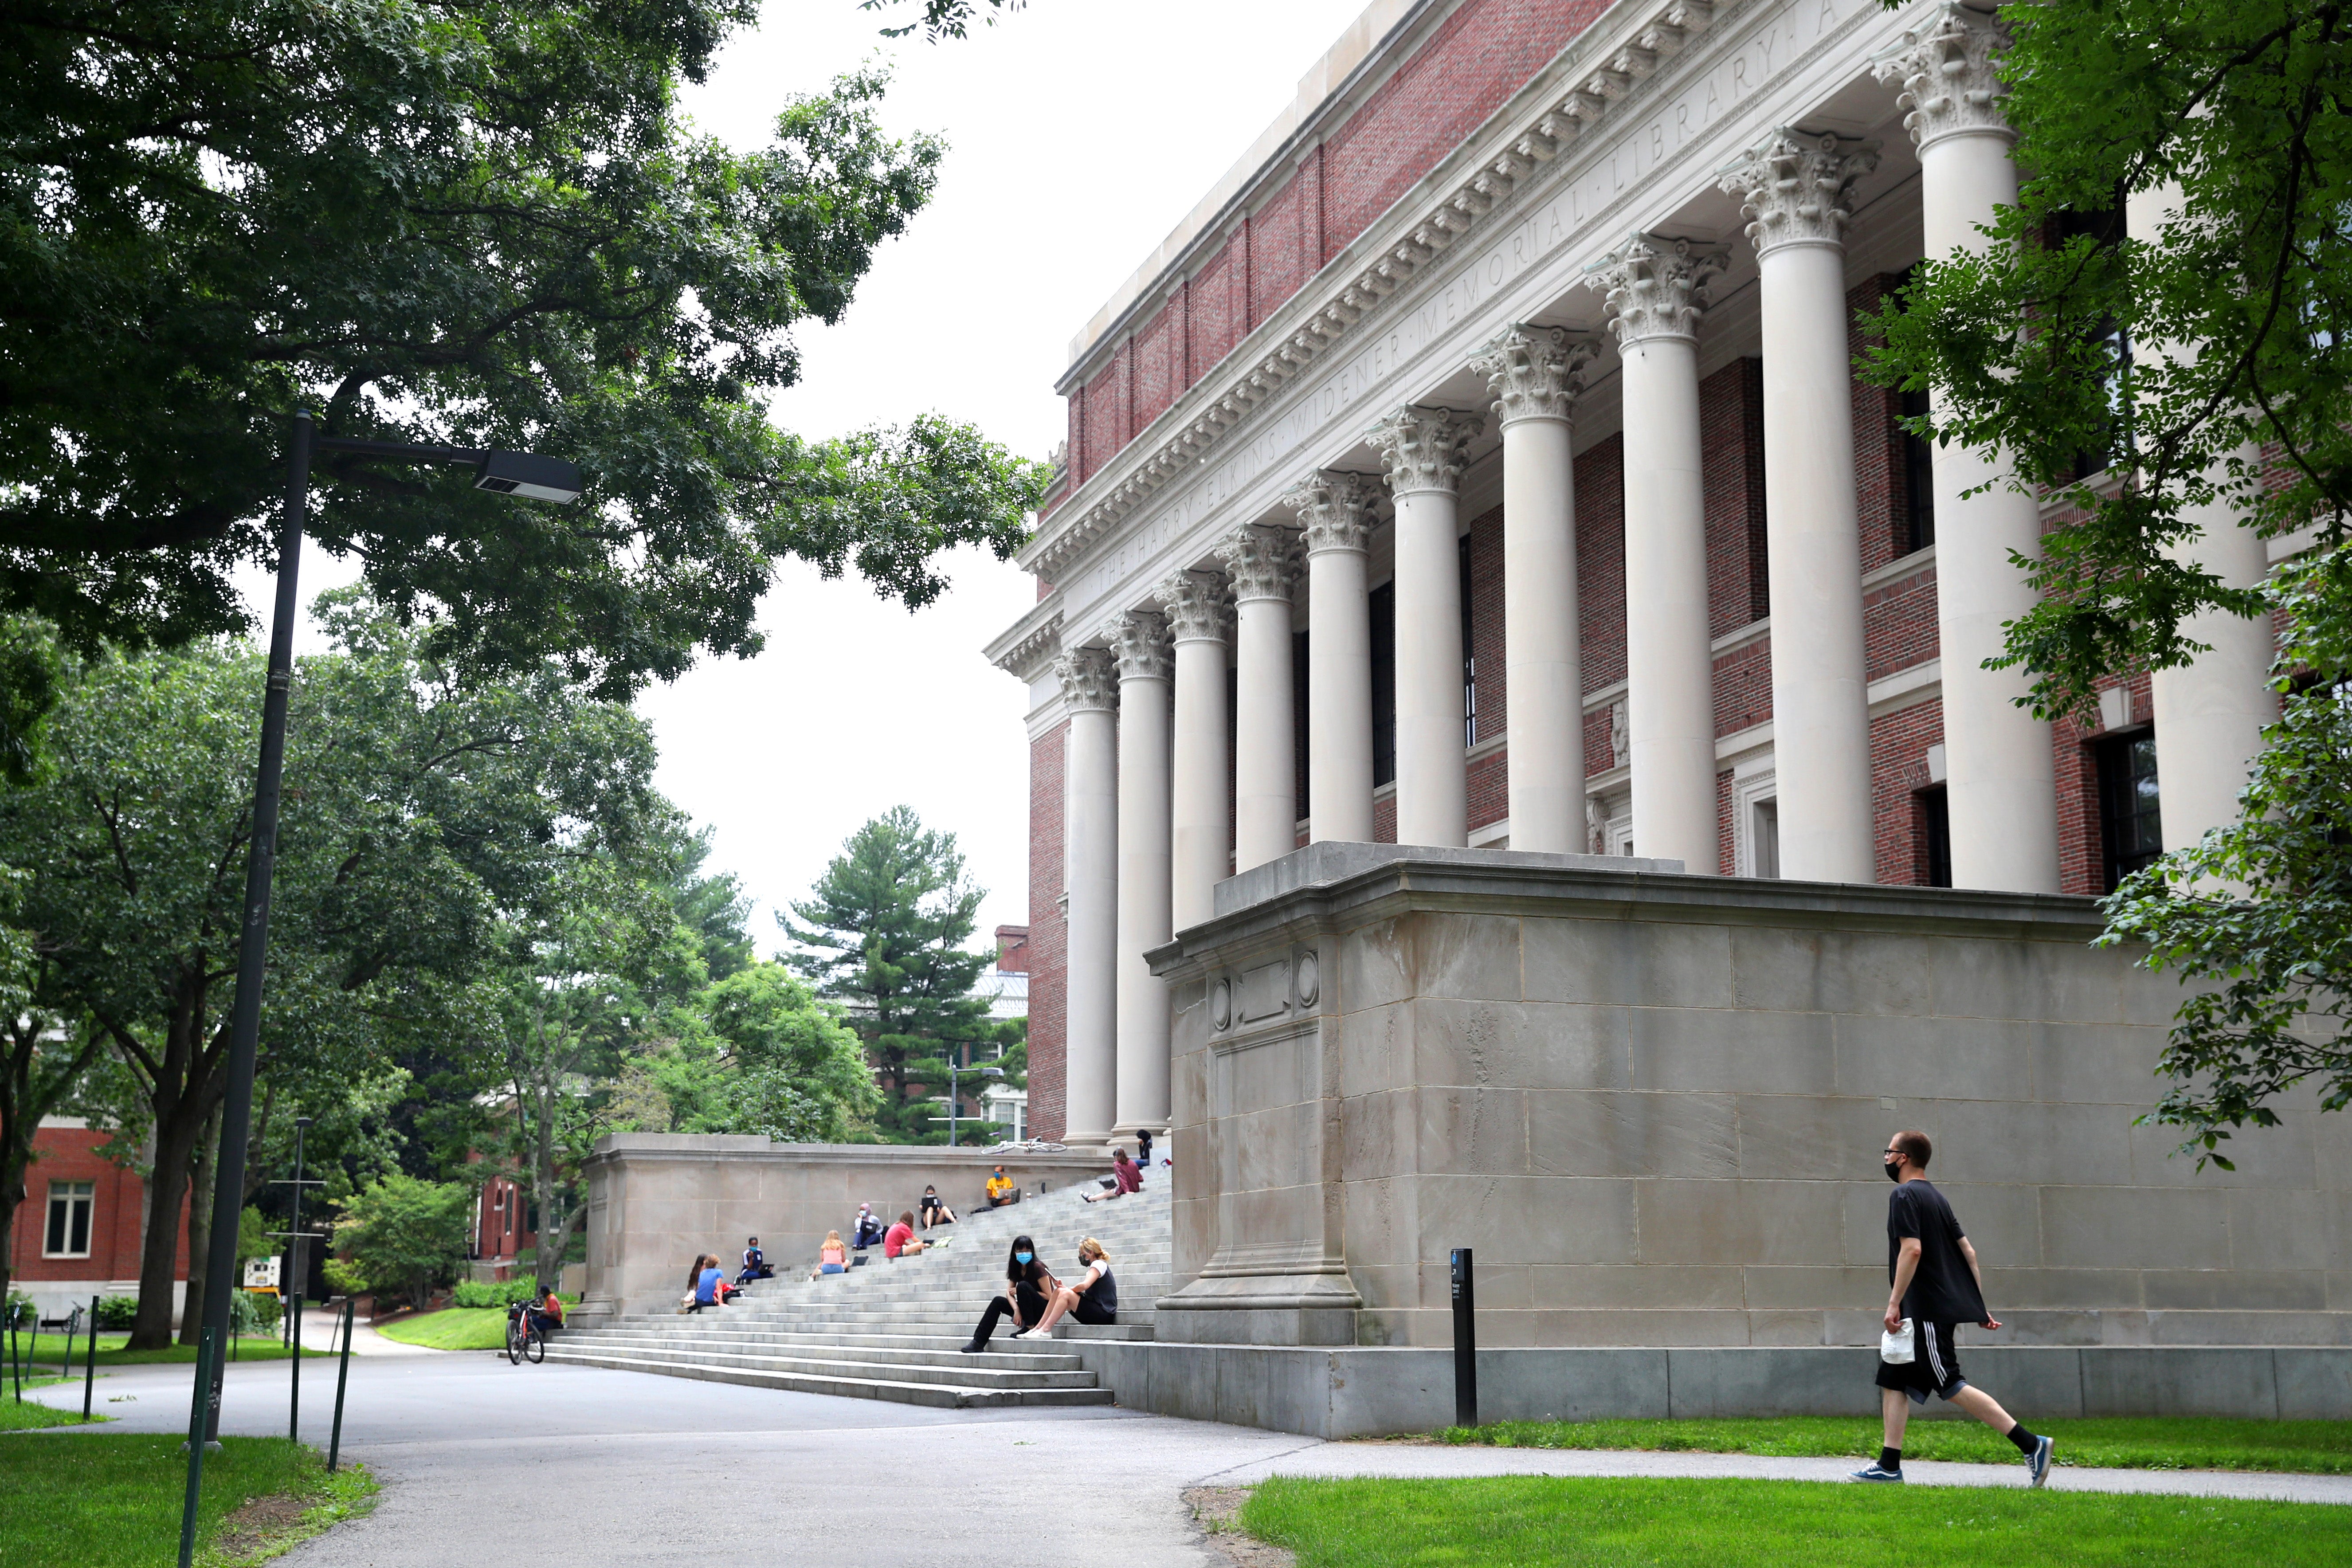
[968,0,2352,1428]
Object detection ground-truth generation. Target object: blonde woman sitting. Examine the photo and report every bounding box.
[1028,1238,1117,1335]
[810,1230,850,1278]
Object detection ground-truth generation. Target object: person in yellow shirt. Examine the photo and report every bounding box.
[985,1167,1016,1208]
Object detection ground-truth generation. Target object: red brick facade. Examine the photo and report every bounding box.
[6,1123,188,1296]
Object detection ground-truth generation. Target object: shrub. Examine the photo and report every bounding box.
[332,1174,470,1309]
[322,1258,368,1298]
[93,1295,138,1330]
[450,1278,544,1309]
[229,1291,283,1336]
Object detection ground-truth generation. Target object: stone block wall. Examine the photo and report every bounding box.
[576,1138,1112,1323]
[1147,844,2352,1352]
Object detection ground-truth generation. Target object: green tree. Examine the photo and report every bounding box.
[782,807,995,1141]
[1868,0,2352,1160]
[0,606,659,1345]
[330,1173,472,1309]
[1,4,1044,698]
[701,961,879,1141]
[863,0,1022,40]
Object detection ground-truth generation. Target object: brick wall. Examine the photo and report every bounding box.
[2054,672,2154,896]
[1066,0,1611,487]
[1701,358,1771,633]
[7,1125,187,1288]
[1574,434,1627,697]
[1869,697,1946,886]
[1027,722,1069,1142]
[1850,276,1911,574]
[1864,559,1939,682]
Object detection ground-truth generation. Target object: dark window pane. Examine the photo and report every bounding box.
[1370,581,1396,788]
[1458,533,1477,749]
[46,1192,66,1254]
[1921,785,1952,888]
[2096,729,2164,890]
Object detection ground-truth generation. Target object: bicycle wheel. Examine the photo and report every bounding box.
[505,1321,523,1365]
[523,1324,545,1364]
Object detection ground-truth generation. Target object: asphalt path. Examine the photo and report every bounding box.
[20,1351,2352,1566]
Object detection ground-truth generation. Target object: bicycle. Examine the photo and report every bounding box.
[504,1301,545,1365]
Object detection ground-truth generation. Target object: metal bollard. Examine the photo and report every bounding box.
[1450,1247,1477,1431]
[327,1298,355,1474]
[83,1296,99,1421]
[176,1327,218,1568]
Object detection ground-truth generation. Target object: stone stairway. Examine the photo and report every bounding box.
[544,1176,1169,1408]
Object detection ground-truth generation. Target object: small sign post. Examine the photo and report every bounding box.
[1450,1247,1477,1431]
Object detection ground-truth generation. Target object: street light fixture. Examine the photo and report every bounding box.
[177,413,580,1568]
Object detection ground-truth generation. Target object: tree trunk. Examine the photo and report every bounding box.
[128,1115,202,1351]
[178,1105,221,1346]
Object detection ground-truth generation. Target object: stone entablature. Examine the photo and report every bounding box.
[1022,0,1900,629]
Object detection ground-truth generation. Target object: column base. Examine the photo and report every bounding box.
[1153,1269,1365,1345]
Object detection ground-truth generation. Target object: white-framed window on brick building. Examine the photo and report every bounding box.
[45,1179,94,1258]
[1732,764,1780,878]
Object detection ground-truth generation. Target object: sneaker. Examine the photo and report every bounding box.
[1850,1465,1904,1483]
[2026,1435,2054,1489]
[959,1341,984,1355]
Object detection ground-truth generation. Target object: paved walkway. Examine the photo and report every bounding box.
[18,1353,2350,1566]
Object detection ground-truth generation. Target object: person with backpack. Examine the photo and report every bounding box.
[738,1237,773,1284]
[1853,1130,2054,1487]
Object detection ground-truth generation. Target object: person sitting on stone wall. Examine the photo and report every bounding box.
[920,1184,956,1228]
[1027,1238,1116,1336]
[958,1234,1057,1353]
[882,1210,929,1259]
[809,1231,849,1279]
[1082,1148,1142,1203]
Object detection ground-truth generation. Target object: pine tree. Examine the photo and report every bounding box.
[781,808,994,1141]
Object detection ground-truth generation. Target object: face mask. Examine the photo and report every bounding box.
[1885,1157,1905,1183]
[1015,1251,1033,1265]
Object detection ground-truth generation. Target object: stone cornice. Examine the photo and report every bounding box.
[983,597,1064,682]
[1019,0,1750,583]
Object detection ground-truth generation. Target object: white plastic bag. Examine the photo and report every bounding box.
[1880,1317,1916,1364]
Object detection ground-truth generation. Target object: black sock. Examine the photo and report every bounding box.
[2007,1423,2040,1456]
[1879,1446,1901,1472]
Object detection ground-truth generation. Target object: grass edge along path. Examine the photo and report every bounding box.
[1439,1415,2352,1475]
[1237,1474,2352,1568]
[8,1331,327,1368]
[0,1432,377,1568]
[372,1307,508,1351]
[0,1393,108,1430]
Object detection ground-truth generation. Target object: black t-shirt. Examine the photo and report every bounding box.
[1887,1179,1987,1325]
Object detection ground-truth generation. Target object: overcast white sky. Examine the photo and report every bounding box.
[259,0,1373,953]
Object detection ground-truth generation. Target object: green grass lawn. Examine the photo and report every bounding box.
[0,1391,106,1431]
[6,1331,327,1370]
[373,1307,507,1351]
[0,1433,375,1568]
[1238,1476,2352,1568]
[1440,1415,2352,1475]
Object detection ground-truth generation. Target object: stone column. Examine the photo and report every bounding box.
[1588,234,1728,872]
[1055,647,1119,1147]
[1281,471,1380,844]
[1156,569,1231,929]
[1218,523,1299,872]
[1873,6,2060,892]
[1720,130,1882,884]
[1469,325,1596,854]
[2121,181,2281,850]
[1110,611,1173,1141]
[1367,406,1482,848]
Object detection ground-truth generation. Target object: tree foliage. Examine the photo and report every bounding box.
[783,806,996,1141]
[329,1173,472,1309]
[1868,0,2352,1156]
[862,0,1022,42]
[1,1,1045,698]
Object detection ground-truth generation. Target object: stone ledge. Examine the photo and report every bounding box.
[1066,1342,2352,1437]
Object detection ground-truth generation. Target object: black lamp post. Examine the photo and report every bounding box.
[176,413,580,1568]
[286,1113,314,1442]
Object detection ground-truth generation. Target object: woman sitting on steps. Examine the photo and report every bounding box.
[1026,1238,1116,1336]
[959,1234,1057,1353]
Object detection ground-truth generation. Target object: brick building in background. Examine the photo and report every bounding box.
[8,1119,189,1322]
[984,0,2289,1145]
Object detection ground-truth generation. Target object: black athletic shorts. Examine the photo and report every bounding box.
[1874,1320,1971,1405]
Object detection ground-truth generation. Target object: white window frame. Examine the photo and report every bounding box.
[44,1179,94,1258]
[1732,764,1780,879]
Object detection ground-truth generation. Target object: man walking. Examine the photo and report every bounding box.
[1854,1129,2054,1487]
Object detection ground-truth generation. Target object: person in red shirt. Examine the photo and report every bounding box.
[1083,1148,1142,1204]
[882,1210,929,1259]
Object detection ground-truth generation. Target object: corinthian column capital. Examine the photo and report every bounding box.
[1587,231,1730,347]
[1718,129,1881,255]
[1870,3,2011,152]
[1280,470,1382,556]
[1056,646,1118,712]
[1365,405,1483,497]
[1470,325,1598,427]
[1215,523,1299,604]
[1154,569,1232,644]
[1109,609,1172,682]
